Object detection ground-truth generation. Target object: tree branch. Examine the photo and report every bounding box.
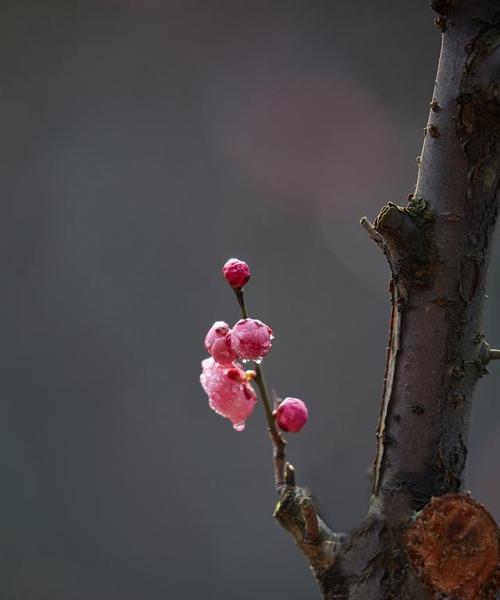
[297,3,500,598]
[232,289,341,581]
[244,4,500,598]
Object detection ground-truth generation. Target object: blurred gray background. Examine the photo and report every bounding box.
[1,1,499,598]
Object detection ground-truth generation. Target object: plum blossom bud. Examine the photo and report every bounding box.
[275,397,308,432]
[222,258,251,289]
[204,321,237,365]
[230,318,273,361]
[200,358,257,431]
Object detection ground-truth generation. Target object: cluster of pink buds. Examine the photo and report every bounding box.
[204,318,273,365]
[200,258,308,433]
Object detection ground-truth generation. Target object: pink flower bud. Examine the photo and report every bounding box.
[222,258,251,289]
[275,397,308,433]
[200,358,257,431]
[230,318,273,361]
[204,321,238,365]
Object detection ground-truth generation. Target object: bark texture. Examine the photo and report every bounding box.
[274,2,500,598]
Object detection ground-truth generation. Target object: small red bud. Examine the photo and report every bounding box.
[222,258,251,289]
[275,397,308,433]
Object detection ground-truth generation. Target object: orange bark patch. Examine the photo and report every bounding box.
[406,494,499,599]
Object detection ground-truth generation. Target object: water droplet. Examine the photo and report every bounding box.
[255,357,262,364]
[242,358,249,364]
[233,421,245,432]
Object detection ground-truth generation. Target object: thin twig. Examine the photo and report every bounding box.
[233,288,249,319]
[489,348,500,361]
[233,287,287,490]
[231,285,339,569]
[360,216,386,250]
[285,462,296,486]
[255,363,287,489]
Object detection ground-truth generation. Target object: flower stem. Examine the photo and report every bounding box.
[232,288,281,439]
[234,288,248,319]
[254,363,277,433]
[232,287,286,489]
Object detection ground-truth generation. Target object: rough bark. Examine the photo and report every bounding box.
[273,2,500,598]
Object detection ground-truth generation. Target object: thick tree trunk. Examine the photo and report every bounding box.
[274,2,500,598]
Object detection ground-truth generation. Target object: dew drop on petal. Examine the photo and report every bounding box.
[200,358,256,431]
[230,318,273,361]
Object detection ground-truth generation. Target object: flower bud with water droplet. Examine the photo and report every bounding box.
[222,258,251,289]
[204,321,238,365]
[200,358,257,431]
[230,318,273,361]
[275,397,308,433]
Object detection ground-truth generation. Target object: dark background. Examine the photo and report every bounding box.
[1,1,499,598]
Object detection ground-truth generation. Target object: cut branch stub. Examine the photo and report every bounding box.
[406,494,500,600]
[372,197,435,287]
[273,483,342,583]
